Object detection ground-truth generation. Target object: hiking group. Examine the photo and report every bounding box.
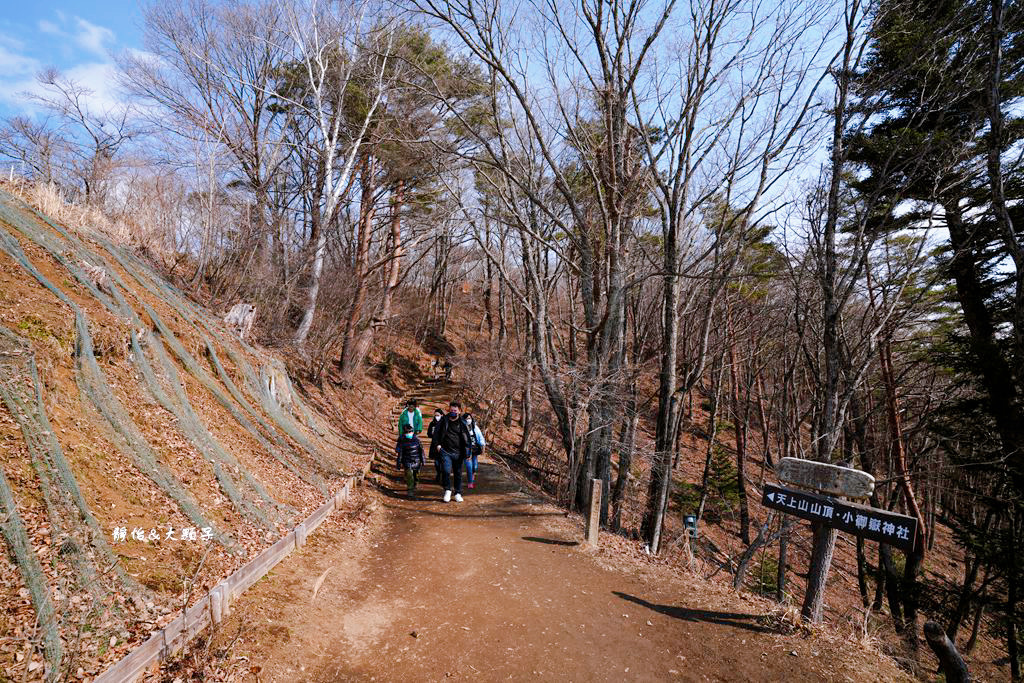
[395,399,485,502]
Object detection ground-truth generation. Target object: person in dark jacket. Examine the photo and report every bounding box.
[433,400,472,502]
[395,424,425,495]
[426,408,444,484]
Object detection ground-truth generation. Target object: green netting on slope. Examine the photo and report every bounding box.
[202,341,328,493]
[0,455,62,679]
[0,326,106,601]
[87,232,343,477]
[0,231,138,581]
[0,196,278,535]
[0,216,226,548]
[6,197,329,503]
[138,319,282,529]
[90,236,337,444]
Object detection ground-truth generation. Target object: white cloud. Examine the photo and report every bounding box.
[38,19,62,36]
[0,39,41,110]
[73,17,115,58]
[0,13,124,116]
[0,43,39,79]
[63,62,125,114]
[0,33,26,52]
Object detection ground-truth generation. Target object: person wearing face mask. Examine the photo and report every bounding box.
[433,400,472,502]
[462,411,486,489]
[395,424,425,495]
[426,408,444,484]
[398,399,423,436]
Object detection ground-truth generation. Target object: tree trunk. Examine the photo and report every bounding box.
[343,178,404,376]
[963,599,985,655]
[924,621,970,683]
[777,517,790,602]
[856,536,871,609]
[517,344,534,453]
[947,552,982,642]
[611,391,638,532]
[1008,509,1020,682]
[643,203,682,552]
[339,154,375,372]
[880,543,905,632]
[800,523,838,623]
[483,221,494,340]
[756,375,773,471]
[697,357,725,522]
[729,324,750,545]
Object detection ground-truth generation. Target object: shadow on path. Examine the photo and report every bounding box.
[522,536,579,546]
[613,592,778,634]
[380,502,565,519]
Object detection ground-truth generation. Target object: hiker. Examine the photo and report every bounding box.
[398,399,423,436]
[462,411,486,489]
[433,400,472,502]
[395,424,425,495]
[426,408,444,484]
[442,359,453,382]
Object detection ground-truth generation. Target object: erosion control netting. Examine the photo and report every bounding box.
[0,189,351,679]
[0,330,63,676]
[0,195,283,533]
[26,196,341,488]
[98,237,346,464]
[0,231,143,682]
[0,204,228,539]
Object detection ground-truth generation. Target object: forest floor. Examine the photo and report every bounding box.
[190,447,908,681]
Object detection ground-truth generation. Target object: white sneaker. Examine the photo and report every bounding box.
[443,490,452,503]
[454,493,463,503]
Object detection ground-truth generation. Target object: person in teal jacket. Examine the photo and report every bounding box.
[398,399,423,436]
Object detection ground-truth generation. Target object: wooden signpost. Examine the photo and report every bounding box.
[761,483,918,552]
[776,457,875,499]
[765,458,919,552]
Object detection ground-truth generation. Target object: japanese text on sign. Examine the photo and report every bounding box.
[761,483,917,552]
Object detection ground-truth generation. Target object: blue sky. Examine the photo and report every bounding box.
[0,0,144,116]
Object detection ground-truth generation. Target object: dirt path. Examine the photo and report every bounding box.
[203,449,902,683]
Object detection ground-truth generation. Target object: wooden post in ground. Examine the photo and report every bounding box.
[586,478,601,547]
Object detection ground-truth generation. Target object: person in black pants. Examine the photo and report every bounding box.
[395,424,425,495]
[426,408,444,484]
[433,400,472,502]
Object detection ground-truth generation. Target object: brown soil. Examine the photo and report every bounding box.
[196,454,908,682]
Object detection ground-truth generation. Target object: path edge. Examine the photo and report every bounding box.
[95,454,377,683]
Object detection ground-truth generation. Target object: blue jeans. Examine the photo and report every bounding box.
[439,448,466,494]
[465,453,479,484]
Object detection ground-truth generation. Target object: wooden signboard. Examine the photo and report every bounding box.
[762,483,918,552]
[776,457,875,499]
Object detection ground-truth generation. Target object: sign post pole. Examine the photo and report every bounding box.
[586,479,601,548]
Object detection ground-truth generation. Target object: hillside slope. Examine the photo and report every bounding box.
[0,186,390,680]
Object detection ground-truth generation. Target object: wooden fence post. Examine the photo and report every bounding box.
[586,478,601,547]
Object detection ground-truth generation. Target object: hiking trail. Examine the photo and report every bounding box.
[197,381,902,683]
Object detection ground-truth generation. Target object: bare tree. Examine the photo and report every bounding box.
[278,0,394,347]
